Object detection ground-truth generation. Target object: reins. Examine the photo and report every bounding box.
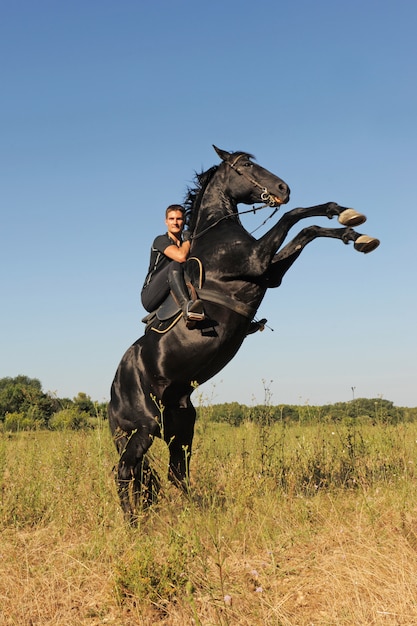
[190,203,278,241]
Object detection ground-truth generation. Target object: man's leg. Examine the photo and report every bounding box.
[168,262,204,325]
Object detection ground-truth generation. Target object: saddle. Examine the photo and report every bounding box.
[141,257,267,335]
[142,258,203,334]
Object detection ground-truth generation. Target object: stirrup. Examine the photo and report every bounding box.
[186,299,205,322]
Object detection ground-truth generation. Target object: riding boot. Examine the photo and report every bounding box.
[168,266,205,326]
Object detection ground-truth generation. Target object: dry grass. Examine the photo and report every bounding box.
[1,420,417,625]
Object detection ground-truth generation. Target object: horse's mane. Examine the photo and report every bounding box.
[183,165,218,233]
[183,151,256,234]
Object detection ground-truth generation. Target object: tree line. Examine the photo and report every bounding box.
[0,375,415,432]
[0,375,107,431]
[197,398,417,426]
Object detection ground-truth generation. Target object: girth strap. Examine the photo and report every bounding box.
[197,288,255,319]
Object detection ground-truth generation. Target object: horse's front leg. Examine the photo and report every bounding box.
[264,225,379,288]
[281,202,367,228]
[255,202,367,265]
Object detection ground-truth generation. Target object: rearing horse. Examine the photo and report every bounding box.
[108,145,379,520]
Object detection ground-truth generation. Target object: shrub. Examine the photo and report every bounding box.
[49,408,91,430]
[3,412,38,432]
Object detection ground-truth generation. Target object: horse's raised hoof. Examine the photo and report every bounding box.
[354,235,380,253]
[338,209,367,227]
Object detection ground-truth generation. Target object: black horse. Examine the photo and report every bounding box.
[108,145,379,520]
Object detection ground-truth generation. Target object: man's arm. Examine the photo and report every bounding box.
[163,240,191,263]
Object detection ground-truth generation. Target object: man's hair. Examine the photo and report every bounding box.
[165,204,185,218]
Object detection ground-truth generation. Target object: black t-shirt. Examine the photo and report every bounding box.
[142,233,174,289]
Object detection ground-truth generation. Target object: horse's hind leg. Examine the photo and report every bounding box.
[115,426,160,523]
[132,453,160,510]
[163,404,196,491]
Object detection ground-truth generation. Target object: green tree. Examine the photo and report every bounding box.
[72,392,96,416]
[0,375,59,426]
[0,375,42,417]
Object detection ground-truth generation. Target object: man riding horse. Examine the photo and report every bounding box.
[141,204,205,328]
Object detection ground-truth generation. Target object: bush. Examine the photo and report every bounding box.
[3,412,37,432]
[49,408,91,431]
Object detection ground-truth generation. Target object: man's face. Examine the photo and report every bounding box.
[165,210,185,237]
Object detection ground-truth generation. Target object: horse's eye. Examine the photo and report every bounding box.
[243,160,252,167]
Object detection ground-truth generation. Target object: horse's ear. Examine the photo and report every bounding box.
[213,145,231,162]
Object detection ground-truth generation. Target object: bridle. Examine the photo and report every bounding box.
[191,154,283,241]
[226,152,283,209]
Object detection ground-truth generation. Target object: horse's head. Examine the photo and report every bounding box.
[213,145,290,208]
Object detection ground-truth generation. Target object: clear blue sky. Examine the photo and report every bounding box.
[1,0,416,407]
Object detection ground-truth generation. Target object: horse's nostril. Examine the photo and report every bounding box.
[280,183,290,198]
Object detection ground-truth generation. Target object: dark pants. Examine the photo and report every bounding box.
[141,264,171,312]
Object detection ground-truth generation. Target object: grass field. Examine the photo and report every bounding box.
[1,416,417,625]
